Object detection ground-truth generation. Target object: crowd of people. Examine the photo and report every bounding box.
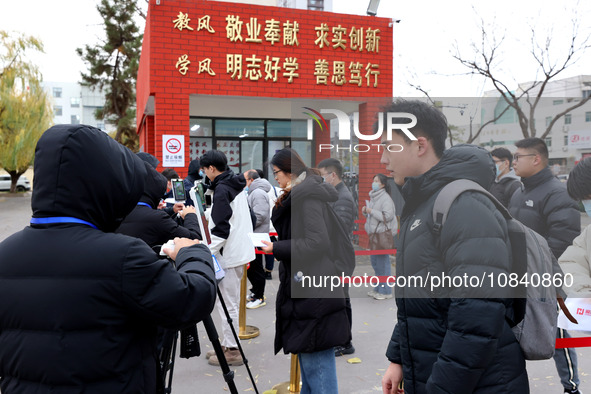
[1,98,590,393]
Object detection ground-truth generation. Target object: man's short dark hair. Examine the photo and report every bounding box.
[567,157,591,201]
[246,170,259,180]
[376,99,448,158]
[491,147,514,167]
[161,168,179,181]
[256,169,264,179]
[200,150,228,172]
[317,158,343,179]
[514,138,549,164]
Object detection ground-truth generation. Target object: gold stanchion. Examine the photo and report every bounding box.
[239,264,259,339]
[271,354,301,394]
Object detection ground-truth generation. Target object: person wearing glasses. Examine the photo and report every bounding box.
[509,137,582,394]
[261,148,350,394]
[489,147,521,208]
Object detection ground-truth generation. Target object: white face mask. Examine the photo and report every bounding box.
[582,199,591,217]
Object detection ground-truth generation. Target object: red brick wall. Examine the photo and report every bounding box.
[137,0,394,176]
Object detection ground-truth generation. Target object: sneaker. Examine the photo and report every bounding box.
[373,292,393,300]
[335,343,355,357]
[265,271,272,280]
[367,290,378,298]
[246,293,266,302]
[205,346,226,360]
[564,389,582,394]
[246,298,266,309]
[208,347,244,366]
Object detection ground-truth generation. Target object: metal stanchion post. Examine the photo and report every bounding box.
[239,264,259,339]
[271,354,301,394]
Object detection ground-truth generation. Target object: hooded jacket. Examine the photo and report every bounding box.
[386,145,528,393]
[183,159,202,207]
[489,169,521,208]
[116,162,201,247]
[207,170,255,269]
[0,125,217,394]
[247,177,271,233]
[271,173,350,354]
[509,167,580,259]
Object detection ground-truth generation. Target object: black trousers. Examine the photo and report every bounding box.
[247,253,266,299]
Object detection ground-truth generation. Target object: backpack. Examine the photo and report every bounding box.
[323,203,356,276]
[432,179,559,360]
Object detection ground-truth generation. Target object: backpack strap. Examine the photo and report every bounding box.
[432,179,512,234]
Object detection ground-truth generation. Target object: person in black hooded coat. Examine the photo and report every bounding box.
[261,148,350,394]
[0,125,217,394]
[116,161,202,247]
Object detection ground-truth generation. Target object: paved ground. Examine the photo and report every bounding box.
[1,194,591,393]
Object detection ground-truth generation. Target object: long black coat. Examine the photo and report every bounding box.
[271,173,350,354]
[116,162,201,247]
[0,125,217,394]
[386,145,529,393]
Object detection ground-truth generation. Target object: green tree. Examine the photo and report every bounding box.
[77,0,142,151]
[0,31,53,193]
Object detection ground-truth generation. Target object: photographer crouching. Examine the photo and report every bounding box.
[0,125,217,394]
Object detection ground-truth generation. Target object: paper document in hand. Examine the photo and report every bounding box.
[248,232,271,247]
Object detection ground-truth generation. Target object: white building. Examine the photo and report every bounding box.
[452,75,591,174]
[42,81,113,133]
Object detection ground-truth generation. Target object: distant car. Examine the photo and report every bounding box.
[557,174,569,183]
[0,175,31,192]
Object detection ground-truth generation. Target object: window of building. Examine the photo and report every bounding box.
[190,118,213,137]
[70,97,80,108]
[216,120,264,137]
[586,112,591,122]
[565,114,572,125]
[71,115,80,125]
[545,116,552,127]
[564,135,569,146]
[267,120,307,138]
[54,106,62,116]
[545,137,552,147]
[53,87,62,98]
[583,90,591,99]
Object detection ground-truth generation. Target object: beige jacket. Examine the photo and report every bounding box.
[559,224,591,297]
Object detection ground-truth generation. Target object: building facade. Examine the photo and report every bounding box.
[451,75,591,174]
[42,81,111,132]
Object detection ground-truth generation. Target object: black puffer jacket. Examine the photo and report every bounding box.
[509,167,580,259]
[116,162,201,247]
[489,171,521,208]
[271,173,350,354]
[0,125,216,394]
[386,145,528,393]
[331,182,356,237]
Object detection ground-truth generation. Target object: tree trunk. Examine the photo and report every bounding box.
[8,170,24,193]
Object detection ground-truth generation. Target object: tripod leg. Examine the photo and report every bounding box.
[215,287,260,394]
[202,315,239,394]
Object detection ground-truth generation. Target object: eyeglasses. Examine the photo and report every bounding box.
[513,154,537,161]
[272,169,282,176]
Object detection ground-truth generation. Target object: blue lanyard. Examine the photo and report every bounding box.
[137,202,152,208]
[30,217,98,230]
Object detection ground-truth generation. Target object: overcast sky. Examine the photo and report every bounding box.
[1,0,590,98]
